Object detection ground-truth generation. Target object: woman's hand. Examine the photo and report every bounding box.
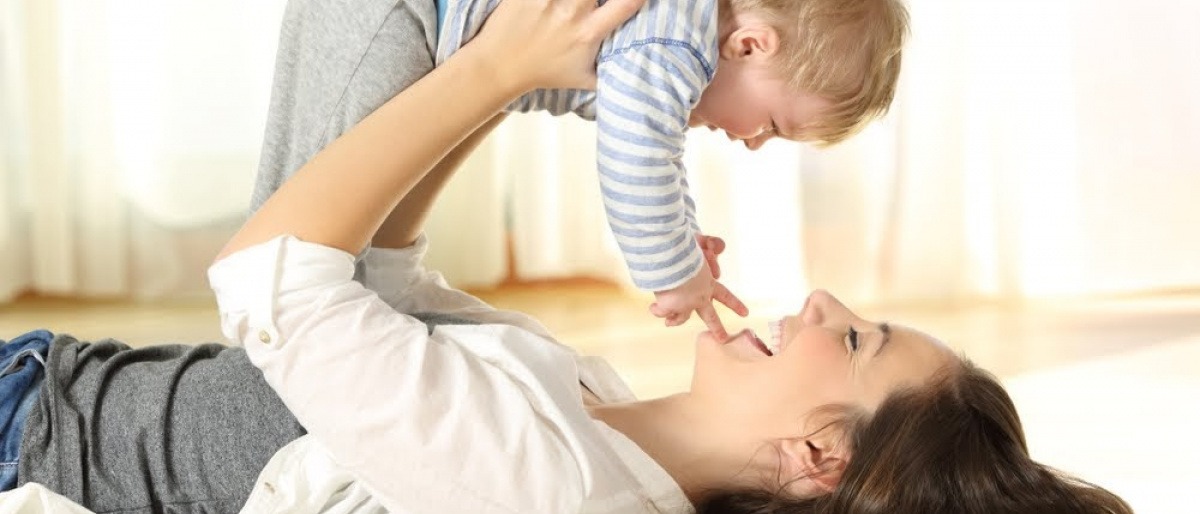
[466,0,647,93]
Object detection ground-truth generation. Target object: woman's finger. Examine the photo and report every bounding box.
[469,0,645,91]
[586,0,647,37]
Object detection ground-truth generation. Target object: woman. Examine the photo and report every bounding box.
[1,0,1131,511]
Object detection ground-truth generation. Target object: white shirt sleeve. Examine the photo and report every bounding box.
[0,483,95,514]
[359,234,557,341]
[208,236,585,514]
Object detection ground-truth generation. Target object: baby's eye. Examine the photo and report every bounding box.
[845,327,860,352]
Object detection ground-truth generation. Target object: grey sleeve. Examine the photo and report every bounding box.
[251,0,440,211]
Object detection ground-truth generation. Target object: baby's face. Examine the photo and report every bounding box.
[689,58,832,150]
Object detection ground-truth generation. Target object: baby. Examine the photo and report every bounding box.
[252,0,908,338]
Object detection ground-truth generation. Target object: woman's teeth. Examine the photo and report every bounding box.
[766,319,783,354]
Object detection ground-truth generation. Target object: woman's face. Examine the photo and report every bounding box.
[691,290,958,437]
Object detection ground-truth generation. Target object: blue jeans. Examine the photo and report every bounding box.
[0,330,52,492]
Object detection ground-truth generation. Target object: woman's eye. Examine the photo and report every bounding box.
[845,327,859,352]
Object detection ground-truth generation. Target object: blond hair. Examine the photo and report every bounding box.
[726,0,909,145]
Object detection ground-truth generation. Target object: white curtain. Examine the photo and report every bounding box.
[5,0,1199,309]
[805,0,1200,305]
[1,0,287,301]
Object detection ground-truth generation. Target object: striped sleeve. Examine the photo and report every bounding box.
[594,44,707,292]
[680,171,701,233]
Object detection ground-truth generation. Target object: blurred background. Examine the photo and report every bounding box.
[2,0,1199,512]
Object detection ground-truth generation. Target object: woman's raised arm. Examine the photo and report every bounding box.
[215,0,645,262]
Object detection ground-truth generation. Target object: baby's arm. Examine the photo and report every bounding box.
[594,45,747,338]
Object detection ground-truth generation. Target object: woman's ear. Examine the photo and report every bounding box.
[718,19,780,60]
[778,434,849,495]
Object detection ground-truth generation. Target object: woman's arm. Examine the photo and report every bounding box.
[370,113,508,250]
[361,114,559,340]
[215,53,514,262]
[216,0,644,262]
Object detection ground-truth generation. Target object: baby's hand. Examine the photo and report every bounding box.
[649,258,749,340]
[696,234,726,279]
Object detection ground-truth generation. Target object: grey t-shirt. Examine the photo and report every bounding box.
[18,336,306,513]
[18,314,478,513]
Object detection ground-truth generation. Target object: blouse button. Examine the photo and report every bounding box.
[258,330,272,343]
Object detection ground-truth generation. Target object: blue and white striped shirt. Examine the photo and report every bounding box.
[437,0,719,291]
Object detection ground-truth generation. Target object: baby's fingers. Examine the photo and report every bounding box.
[703,248,721,279]
[649,301,671,319]
[649,301,692,327]
[696,304,728,341]
[704,236,726,255]
[713,282,749,317]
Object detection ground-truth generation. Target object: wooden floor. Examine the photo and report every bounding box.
[2,284,1198,512]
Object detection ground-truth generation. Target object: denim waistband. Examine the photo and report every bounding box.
[0,329,53,492]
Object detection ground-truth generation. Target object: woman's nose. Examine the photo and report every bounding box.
[799,289,841,325]
[799,292,823,325]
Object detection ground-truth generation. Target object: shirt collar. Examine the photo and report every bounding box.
[576,356,694,513]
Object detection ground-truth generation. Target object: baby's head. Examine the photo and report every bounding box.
[691,0,909,149]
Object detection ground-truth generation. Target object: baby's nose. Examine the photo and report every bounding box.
[744,134,772,150]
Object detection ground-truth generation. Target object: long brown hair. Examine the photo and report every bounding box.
[695,361,1133,514]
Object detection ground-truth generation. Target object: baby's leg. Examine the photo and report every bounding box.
[251,0,439,211]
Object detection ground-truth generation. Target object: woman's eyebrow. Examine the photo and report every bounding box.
[873,323,892,358]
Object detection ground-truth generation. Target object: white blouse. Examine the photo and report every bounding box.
[208,235,693,514]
